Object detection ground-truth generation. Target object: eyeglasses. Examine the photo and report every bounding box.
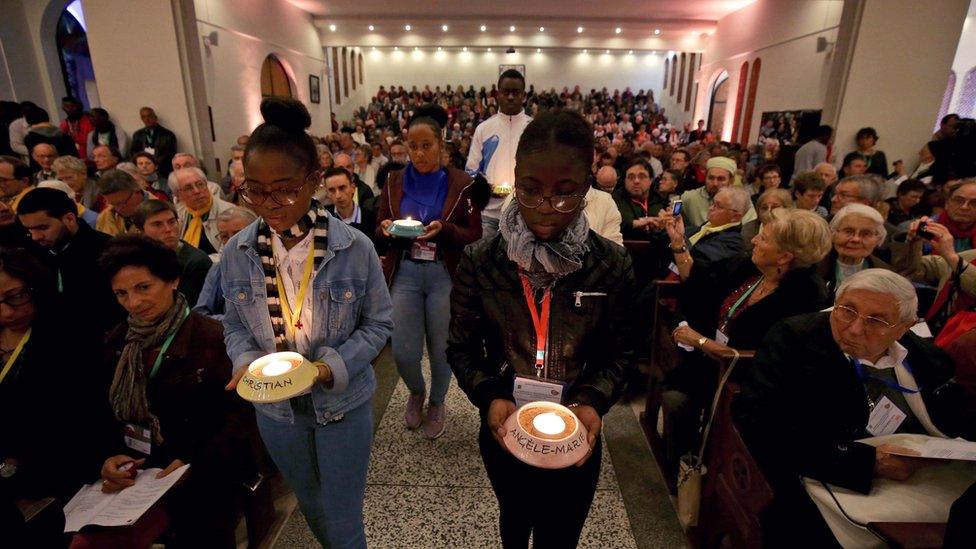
[948,196,976,209]
[0,288,31,308]
[106,190,136,209]
[832,304,898,333]
[241,172,318,207]
[626,173,651,182]
[514,188,586,213]
[837,227,879,239]
[178,180,209,194]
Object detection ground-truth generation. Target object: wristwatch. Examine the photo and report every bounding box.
[671,244,688,254]
[696,337,708,349]
[0,462,17,478]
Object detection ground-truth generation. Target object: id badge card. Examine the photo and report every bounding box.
[123,423,152,455]
[866,396,908,436]
[144,146,156,156]
[714,329,730,346]
[513,375,566,408]
[410,241,437,261]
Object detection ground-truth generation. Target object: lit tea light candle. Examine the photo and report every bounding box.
[261,360,295,377]
[532,412,565,436]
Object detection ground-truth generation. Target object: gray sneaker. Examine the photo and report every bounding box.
[405,393,425,430]
[423,403,446,439]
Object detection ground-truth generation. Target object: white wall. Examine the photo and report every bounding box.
[340,48,663,122]
[194,0,332,166]
[694,0,844,143]
[948,5,976,115]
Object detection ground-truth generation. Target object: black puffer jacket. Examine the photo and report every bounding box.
[447,231,636,415]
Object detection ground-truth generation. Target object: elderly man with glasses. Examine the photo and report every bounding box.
[733,268,976,546]
[174,167,236,255]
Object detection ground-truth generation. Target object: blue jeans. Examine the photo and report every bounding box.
[481,215,500,241]
[256,398,373,549]
[391,259,453,405]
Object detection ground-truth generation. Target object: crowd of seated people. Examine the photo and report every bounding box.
[1,75,975,548]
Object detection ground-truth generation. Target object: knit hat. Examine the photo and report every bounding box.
[706,156,737,177]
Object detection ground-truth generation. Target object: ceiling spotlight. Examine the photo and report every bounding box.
[394,46,399,51]
[329,24,336,32]
[371,46,376,51]
[487,47,492,52]
[615,27,621,34]
[442,25,449,32]
[462,46,468,52]
[414,46,418,51]
[577,26,584,33]
[628,50,633,54]
[536,48,541,53]
[539,27,545,32]
[605,49,610,54]
[583,49,588,53]
[437,46,442,51]
[509,25,516,32]
[654,28,661,35]
[368,25,374,31]
[480,25,486,32]
[405,24,411,31]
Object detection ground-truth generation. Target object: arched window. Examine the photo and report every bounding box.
[707,71,730,140]
[350,49,356,91]
[739,58,762,145]
[664,58,669,90]
[670,54,677,96]
[332,48,341,105]
[56,2,95,109]
[260,55,292,98]
[342,47,349,98]
[684,53,696,112]
[935,71,957,131]
[358,53,364,85]
[678,53,686,101]
[730,62,749,144]
[958,66,976,119]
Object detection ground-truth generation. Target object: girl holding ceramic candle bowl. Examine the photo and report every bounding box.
[376,104,481,439]
[222,98,393,548]
[448,109,636,548]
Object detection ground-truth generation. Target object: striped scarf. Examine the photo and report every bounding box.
[256,200,330,351]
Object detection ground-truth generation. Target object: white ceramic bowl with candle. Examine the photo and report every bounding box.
[236,351,318,403]
[389,218,425,238]
[502,401,590,469]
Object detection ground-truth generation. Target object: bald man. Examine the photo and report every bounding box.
[595,166,619,194]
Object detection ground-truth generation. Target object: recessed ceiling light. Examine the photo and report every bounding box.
[577,26,584,33]
[487,47,492,52]
[405,24,411,31]
[437,46,442,51]
[605,49,610,54]
[654,28,661,35]
[628,50,633,54]
[509,25,516,32]
[394,46,399,51]
[368,25,374,31]
[329,24,336,32]
[615,27,621,34]
[539,27,545,32]
[536,48,541,52]
[583,49,588,53]
[414,46,418,51]
[442,25,448,32]
[371,46,376,51]
[480,25,486,32]
[462,46,468,52]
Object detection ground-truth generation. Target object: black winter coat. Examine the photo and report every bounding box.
[447,231,636,415]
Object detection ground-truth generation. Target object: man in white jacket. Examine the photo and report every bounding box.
[465,69,532,239]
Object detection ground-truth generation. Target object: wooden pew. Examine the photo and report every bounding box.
[695,347,774,549]
[639,278,682,492]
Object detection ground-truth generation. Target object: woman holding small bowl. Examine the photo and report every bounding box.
[376,103,482,439]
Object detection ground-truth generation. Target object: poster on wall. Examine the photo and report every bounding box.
[309,75,321,104]
[498,64,526,78]
[757,109,822,145]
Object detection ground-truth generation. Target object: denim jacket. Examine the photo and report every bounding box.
[220,213,393,424]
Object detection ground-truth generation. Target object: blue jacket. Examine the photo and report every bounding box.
[220,213,393,424]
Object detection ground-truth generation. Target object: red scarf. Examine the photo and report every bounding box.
[935,211,976,248]
[925,255,976,321]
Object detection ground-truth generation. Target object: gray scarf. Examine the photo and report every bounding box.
[110,292,189,445]
[499,201,590,289]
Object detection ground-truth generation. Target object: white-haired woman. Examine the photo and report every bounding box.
[816,203,893,296]
[52,155,99,210]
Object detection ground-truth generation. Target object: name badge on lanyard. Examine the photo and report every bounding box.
[512,273,566,406]
[410,241,437,261]
[854,358,919,436]
[124,423,152,455]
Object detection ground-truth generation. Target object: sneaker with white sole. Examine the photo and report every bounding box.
[423,404,446,439]
[405,392,425,430]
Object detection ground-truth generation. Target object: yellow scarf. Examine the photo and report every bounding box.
[688,221,740,246]
[9,187,32,211]
[182,199,212,248]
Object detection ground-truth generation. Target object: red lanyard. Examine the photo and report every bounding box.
[519,274,552,375]
[631,197,648,215]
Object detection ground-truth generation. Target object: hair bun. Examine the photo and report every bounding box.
[260,97,311,134]
[412,103,449,129]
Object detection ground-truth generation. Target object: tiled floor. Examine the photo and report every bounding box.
[273,357,682,548]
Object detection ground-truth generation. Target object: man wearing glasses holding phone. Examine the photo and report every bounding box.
[733,269,976,546]
[95,169,152,236]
